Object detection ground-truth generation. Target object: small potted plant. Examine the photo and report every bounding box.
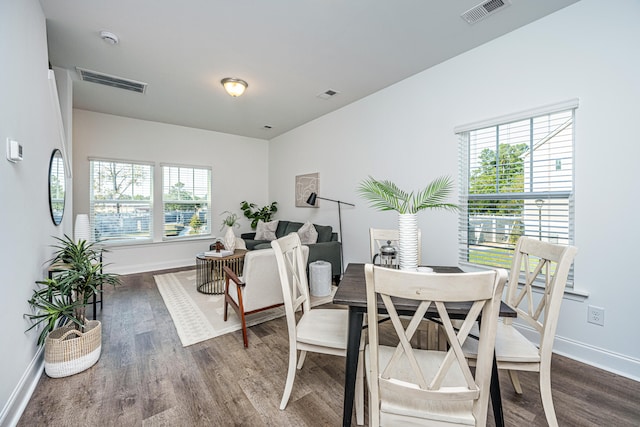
[25,235,120,377]
[240,201,278,229]
[220,211,241,252]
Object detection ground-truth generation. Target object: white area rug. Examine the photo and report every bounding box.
[154,269,335,347]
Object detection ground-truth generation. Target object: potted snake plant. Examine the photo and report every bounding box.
[25,235,120,377]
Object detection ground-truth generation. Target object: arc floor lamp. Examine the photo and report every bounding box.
[306,192,355,275]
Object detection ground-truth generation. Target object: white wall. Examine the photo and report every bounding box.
[0,1,72,424]
[269,0,640,379]
[72,110,269,274]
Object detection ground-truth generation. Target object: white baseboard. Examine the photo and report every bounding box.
[0,348,44,427]
[515,324,640,382]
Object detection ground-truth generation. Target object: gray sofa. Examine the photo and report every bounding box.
[240,220,342,280]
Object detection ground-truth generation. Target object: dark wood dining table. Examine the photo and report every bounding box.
[333,263,517,427]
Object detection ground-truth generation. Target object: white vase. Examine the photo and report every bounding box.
[224,226,236,253]
[398,213,418,271]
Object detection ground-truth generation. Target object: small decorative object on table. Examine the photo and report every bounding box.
[220,211,240,253]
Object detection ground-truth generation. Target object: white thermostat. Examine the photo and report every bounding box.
[6,139,23,162]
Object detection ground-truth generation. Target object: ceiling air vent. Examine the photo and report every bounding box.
[317,89,340,100]
[461,0,511,24]
[76,67,147,93]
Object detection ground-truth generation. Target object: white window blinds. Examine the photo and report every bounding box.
[90,159,153,243]
[162,165,211,238]
[457,103,576,284]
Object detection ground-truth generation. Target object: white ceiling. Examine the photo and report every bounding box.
[40,0,579,139]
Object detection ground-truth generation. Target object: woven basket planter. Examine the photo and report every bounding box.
[44,320,102,378]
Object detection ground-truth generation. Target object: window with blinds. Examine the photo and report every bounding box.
[162,165,211,239]
[456,102,576,285]
[90,159,153,243]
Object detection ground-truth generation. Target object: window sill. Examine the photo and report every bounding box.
[101,234,213,249]
[459,261,589,302]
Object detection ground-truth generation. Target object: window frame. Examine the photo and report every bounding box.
[456,99,577,287]
[161,163,212,241]
[89,158,154,245]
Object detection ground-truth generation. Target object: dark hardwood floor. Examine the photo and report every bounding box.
[18,268,640,426]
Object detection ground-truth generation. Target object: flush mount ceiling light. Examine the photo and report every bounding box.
[221,78,248,97]
[99,30,119,45]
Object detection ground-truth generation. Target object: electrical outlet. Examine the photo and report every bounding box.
[587,305,604,326]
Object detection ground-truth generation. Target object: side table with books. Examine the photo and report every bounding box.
[196,249,247,294]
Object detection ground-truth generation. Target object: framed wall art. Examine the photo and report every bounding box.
[295,173,319,207]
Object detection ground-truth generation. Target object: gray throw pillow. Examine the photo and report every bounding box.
[255,219,279,240]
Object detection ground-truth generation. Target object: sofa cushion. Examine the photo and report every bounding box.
[255,219,279,240]
[282,221,303,236]
[313,224,334,242]
[275,220,290,238]
[296,221,318,244]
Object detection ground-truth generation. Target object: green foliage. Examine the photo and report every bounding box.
[240,201,278,229]
[220,211,240,231]
[469,143,528,216]
[189,214,203,234]
[357,176,458,214]
[25,235,121,345]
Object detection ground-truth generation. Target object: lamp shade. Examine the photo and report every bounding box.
[306,192,318,206]
[74,214,91,242]
[221,78,248,97]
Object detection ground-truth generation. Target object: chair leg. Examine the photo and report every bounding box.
[223,299,228,321]
[355,351,364,425]
[280,346,298,410]
[508,370,523,394]
[240,315,249,348]
[540,371,559,427]
[296,350,307,369]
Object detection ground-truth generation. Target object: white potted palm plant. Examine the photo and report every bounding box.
[357,176,458,270]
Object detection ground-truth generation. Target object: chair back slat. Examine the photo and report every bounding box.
[505,237,578,350]
[365,264,507,425]
[271,234,310,335]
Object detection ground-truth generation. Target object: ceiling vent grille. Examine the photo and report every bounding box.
[461,0,511,24]
[317,89,340,100]
[76,67,147,93]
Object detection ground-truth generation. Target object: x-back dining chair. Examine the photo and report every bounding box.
[271,233,364,425]
[364,264,507,426]
[463,236,578,427]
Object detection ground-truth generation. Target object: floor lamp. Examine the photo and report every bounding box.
[306,192,355,275]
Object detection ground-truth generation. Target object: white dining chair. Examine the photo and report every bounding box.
[463,236,578,427]
[364,264,507,426]
[271,233,364,425]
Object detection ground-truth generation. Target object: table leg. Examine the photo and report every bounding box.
[490,351,505,427]
[342,308,364,427]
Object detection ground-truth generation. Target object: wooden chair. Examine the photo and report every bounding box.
[271,233,364,425]
[463,237,578,427]
[364,264,507,426]
[223,247,307,348]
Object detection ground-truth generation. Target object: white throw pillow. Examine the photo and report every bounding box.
[255,219,279,240]
[297,221,318,244]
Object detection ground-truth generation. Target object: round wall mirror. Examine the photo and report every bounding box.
[49,149,66,225]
